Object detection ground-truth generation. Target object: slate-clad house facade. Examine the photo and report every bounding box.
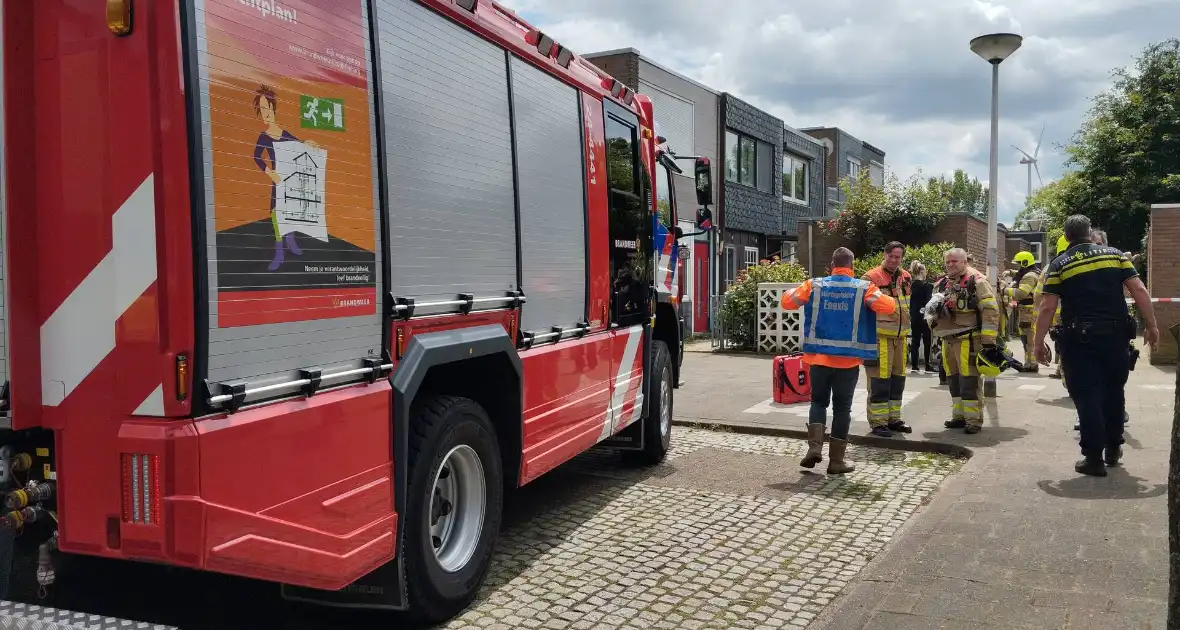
[781,125,827,258]
[720,94,783,288]
[800,126,886,215]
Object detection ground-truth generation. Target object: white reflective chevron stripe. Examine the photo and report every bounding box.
[133,385,165,417]
[599,326,643,441]
[41,175,156,406]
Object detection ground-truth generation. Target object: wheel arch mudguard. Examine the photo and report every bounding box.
[281,324,521,611]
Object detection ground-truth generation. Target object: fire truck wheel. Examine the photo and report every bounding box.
[403,395,503,623]
[624,340,673,465]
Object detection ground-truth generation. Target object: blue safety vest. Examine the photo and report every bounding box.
[802,275,879,360]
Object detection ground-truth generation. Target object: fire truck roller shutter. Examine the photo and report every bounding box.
[508,57,587,334]
[197,0,385,403]
[380,0,518,309]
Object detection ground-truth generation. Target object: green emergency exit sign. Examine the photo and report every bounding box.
[300,96,346,132]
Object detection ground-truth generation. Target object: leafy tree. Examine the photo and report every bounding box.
[1053,39,1180,249]
[926,169,989,219]
[852,242,955,279]
[1012,171,1085,231]
[823,169,947,254]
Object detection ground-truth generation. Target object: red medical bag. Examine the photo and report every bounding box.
[773,354,811,404]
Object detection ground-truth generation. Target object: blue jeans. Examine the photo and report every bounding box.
[808,364,860,440]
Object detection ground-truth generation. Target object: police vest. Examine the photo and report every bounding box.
[802,275,879,360]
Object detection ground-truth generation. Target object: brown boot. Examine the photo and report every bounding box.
[800,423,825,468]
[827,438,856,475]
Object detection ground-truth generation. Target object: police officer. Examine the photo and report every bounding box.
[1006,252,1041,371]
[862,241,912,437]
[1034,215,1160,476]
[930,248,1001,434]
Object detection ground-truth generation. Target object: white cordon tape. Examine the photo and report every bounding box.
[1125,298,1180,303]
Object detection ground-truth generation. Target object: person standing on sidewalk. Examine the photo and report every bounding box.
[781,247,897,475]
[929,248,1001,434]
[909,261,935,374]
[1006,251,1042,372]
[1036,215,1158,476]
[861,242,913,437]
[1033,236,1069,380]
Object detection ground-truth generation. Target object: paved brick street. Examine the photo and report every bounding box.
[442,428,962,630]
[677,342,1171,629]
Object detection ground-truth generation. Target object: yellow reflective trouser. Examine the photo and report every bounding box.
[867,335,907,427]
[942,334,982,427]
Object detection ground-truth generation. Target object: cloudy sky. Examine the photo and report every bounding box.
[499,0,1178,225]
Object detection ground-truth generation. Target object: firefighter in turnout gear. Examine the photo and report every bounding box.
[862,242,913,437]
[1006,251,1041,372]
[1033,236,1069,379]
[929,248,1001,433]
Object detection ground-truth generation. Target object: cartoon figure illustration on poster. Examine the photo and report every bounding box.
[251,85,326,271]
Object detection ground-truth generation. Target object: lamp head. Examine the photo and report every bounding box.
[970,33,1023,64]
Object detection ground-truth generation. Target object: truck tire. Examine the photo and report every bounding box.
[403,396,503,624]
[624,340,673,466]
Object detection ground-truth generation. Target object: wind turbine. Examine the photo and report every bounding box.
[1011,124,1044,202]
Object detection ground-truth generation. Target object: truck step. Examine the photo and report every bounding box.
[0,601,176,629]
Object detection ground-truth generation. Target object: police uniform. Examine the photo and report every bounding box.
[1006,253,1041,371]
[1041,242,1138,472]
[862,265,912,436]
[931,271,1001,432]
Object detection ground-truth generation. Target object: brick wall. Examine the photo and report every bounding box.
[1148,204,1180,364]
[796,212,1008,277]
[928,213,1007,269]
[722,93,783,237]
[583,51,640,94]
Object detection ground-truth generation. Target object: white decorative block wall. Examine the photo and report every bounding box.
[757,283,803,355]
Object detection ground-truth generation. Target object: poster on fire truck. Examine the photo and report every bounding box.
[205,0,378,327]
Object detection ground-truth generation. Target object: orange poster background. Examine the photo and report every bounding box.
[205,0,374,252]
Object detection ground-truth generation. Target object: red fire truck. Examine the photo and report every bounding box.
[0,0,714,625]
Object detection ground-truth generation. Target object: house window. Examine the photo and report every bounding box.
[783,154,808,204]
[724,131,739,182]
[869,161,884,187]
[725,129,775,191]
[756,141,773,193]
[1031,242,1044,265]
[847,157,861,180]
[745,246,759,268]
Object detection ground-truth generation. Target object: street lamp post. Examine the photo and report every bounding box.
[970,33,1022,287]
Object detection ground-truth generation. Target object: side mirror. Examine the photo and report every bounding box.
[696,207,713,230]
[694,157,713,207]
[678,247,691,261]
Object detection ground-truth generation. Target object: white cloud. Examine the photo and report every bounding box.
[503,0,1178,225]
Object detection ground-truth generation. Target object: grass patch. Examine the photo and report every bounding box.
[903,453,963,471]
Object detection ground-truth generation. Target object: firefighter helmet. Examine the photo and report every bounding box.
[1011,251,1036,267]
[976,346,1007,377]
[1056,235,1070,255]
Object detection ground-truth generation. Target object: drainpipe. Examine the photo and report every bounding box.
[807,222,814,276]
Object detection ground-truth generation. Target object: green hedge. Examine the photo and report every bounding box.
[850,242,956,279]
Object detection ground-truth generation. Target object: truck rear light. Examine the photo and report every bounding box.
[121,453,160,525]
[106,0,133,36]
